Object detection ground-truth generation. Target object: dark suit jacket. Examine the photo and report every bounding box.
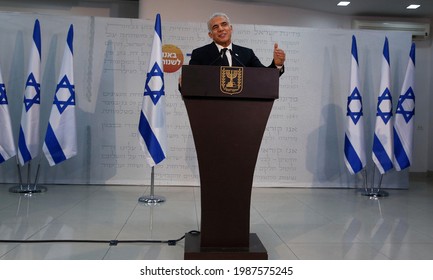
[189,42,284,75]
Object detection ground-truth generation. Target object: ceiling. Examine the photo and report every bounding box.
[1,0,432,18]
[223,0,433,18]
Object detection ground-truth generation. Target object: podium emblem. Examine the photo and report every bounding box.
[220,66,243,95]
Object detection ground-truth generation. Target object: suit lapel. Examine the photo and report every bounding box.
[231,44,243,67]
[208,43,221,65]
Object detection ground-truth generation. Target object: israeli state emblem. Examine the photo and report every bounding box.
[220,66,243,95]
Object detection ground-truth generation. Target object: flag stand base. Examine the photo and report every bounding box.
[369,190,389,198]
[9,185,47,194]
[358,171,389,198]
[12,162,47,194]
[138,167,165,205]
[138,195,165,205]
[360,190,372,196]
[360,189,389,198]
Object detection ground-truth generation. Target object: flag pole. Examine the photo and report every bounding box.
[365,168,388,198]
[345,35,367,182]
[16,163,24,189]
[138,166,165,204]
[9,162,32,193]
[359,168,371,196]
[373,173,389,198]
[137,14,166,205]
[9,161,32,193]
[10,19,45,194]
[32,158,47,192]
[33,162,42,189]
[8,156,26,193]
[370,37,393,198]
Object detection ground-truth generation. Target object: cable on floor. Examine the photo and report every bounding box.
[0,230,200,246]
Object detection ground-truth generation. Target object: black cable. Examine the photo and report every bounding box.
[0,230,200,246]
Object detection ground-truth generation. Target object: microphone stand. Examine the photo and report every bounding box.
[229,49,246,67]
[209,49,224,65]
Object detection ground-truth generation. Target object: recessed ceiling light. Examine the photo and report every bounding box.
[407,4,421,9]
[337,1,351,6]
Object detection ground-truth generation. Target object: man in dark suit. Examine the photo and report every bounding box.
[189,12,285,75]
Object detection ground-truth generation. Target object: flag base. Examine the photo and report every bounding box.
[370,189,389,198]
[9,185,48,194]
[138,195,165,205]
[361,189,389,198]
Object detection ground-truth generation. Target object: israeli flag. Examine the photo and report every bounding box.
[394,43,416,171]
[344,35,366,175]
[18,19,41,166]
[0,66,16,164]
[43,25,77,166]
[372,37,394,174]
[138,14,167,166]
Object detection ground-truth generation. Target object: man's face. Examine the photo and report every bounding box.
[208,16,232,47]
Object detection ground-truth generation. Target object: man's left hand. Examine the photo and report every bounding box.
[273,43,286,66]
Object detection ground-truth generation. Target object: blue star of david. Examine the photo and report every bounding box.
[396,87,415,123]
[144,62,165,105]
[0,83,7,105]
[53,75,75,114]
[376,88,393,125]
[23,72,41,112]
[347,87,363,125]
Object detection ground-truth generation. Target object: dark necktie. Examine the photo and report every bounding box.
[221,48,229,66]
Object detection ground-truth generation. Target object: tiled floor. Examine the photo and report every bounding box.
[1,175,433,260]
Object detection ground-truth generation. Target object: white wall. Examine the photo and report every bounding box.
[0,0,138,18]
[140,0,433,174]
[0,0,431,173]
[0,11,412,188]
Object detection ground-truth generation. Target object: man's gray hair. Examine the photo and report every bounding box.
[207,12,231,31]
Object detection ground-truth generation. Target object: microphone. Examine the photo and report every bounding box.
[210,49,225,65]
[229,49,245,67]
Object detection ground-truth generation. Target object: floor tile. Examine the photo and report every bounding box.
[1,177,433,260]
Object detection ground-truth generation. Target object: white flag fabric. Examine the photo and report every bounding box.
[344,35,366,175]
[0,66,16,164]
[394,43,416,171]
[138,14,167,167]
[18,19,42,166]
[372,37,394,174]
[43,24,77,166]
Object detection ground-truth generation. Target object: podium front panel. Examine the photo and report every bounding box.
[181,65,279,254]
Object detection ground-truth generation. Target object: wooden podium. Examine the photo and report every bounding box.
[181,65,279,260]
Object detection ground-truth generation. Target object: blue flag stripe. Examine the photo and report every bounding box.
[33,19,42,59]
[18,126,32,163]
[410,43,416,65]
[372,134,393,172]
[383,37,390,65]
[155,14,162,39]
[351,35,358,64]
[393,128,410,170]
[139,111,165,165]
[67,24,74,55]
[44,123,67,164]
[344,134,363,173]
